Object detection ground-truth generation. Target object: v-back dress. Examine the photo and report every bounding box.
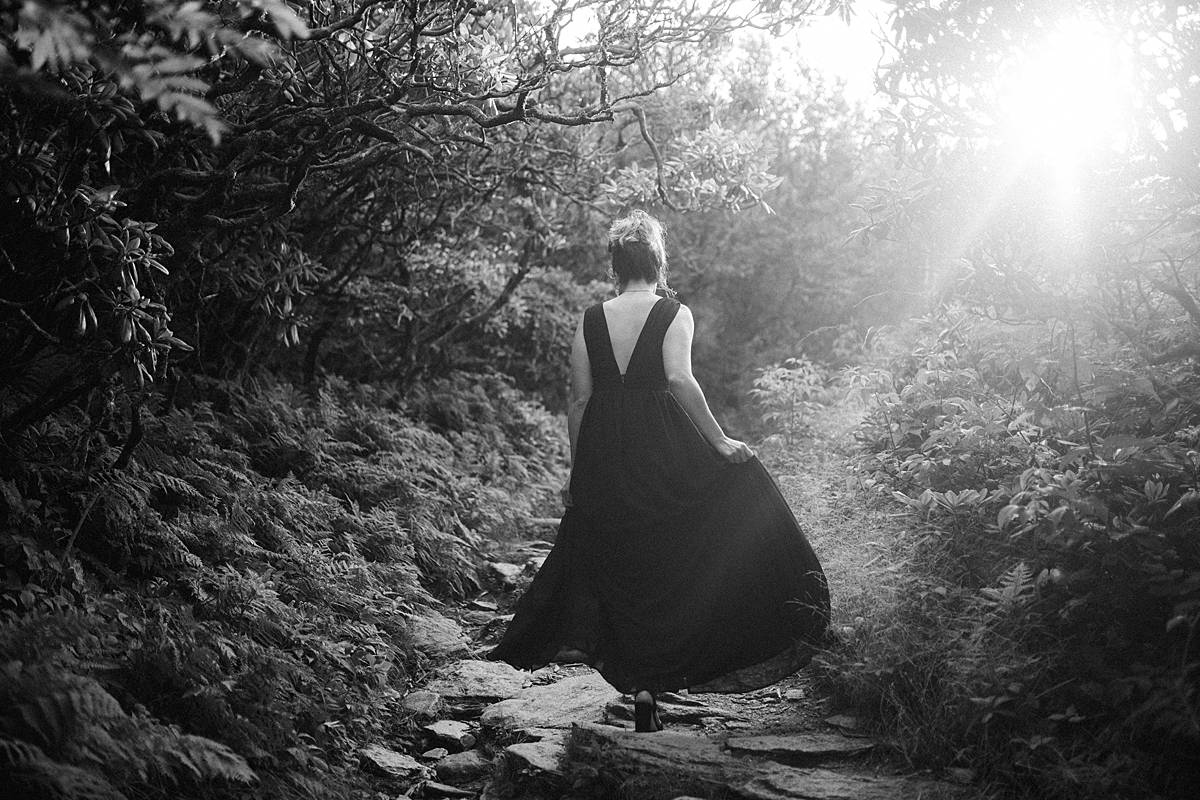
[489,297,830,693]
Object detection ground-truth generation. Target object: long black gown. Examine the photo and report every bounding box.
[489,297,830,693]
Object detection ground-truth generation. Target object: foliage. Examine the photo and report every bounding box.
[598,45,922,408]
[750,357,829,445]
[0,662,256,799]
[1,4,860,798]
[821,310,1200,798]
[1,0,816,441]
[0,371,564,799]
[806,4,1200,797]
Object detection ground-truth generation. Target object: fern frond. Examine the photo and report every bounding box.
[981,561,1036,612]
[152,730,257,784]
[0,735,49,768]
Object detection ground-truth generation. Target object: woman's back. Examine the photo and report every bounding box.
[600,293,665,376]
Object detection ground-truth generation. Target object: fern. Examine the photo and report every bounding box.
[149,730,257,785]
[6,759,128,800]
[979,561,1036,614]
[0,734,50,769]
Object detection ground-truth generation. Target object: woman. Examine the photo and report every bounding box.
[490,210,829,732]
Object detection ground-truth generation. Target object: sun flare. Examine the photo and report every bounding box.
[997,21,1133,170]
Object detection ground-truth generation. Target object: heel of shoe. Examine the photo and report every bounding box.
[634,690,661,732]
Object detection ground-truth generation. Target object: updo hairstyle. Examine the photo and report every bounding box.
[607,210,668,288]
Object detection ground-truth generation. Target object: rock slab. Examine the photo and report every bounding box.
[408,610,470,657]
[359,744,428,780]
[569,723,735,796]
[505,739,567,775]
[424,659,527,709]
[482,671,622,732]
[569,723,966,800]
[605,696,748,725]
[488,561,524,587]
[725,733,875,763]
[402,689,443,718]
[423,718,477,750]
[491,734,570,799]
[434,749,492,784]
[733,764,961,800]
[424,781,476,797]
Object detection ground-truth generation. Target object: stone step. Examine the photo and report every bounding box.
[568,723,969,800]
[423,659,527,717]
[480,671,621,733]
[725,733,876,764]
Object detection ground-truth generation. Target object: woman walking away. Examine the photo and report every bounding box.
[489,210,830,732]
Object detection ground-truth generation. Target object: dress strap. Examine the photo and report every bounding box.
[583,304,622,388]
[624,297,680,386]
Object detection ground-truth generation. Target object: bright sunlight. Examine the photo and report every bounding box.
[996,20,1134,171]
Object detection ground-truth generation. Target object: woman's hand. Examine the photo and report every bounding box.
[714,436,755,463]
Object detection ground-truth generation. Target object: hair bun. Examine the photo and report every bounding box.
[607,210,670,289]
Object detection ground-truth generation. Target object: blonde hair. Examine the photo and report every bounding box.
[607,210,669,289]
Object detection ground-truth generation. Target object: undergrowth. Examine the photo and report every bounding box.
[0,371,564,799]
[812,309,1200,800]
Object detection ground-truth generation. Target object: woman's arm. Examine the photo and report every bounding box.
[663,305,754,463]
[567,315,592,468]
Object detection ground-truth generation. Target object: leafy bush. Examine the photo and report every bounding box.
[821,308,1200,799]
[750,357,830,445]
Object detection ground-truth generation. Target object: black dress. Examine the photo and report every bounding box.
[489,297,830,693]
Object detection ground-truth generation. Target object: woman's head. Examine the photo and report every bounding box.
[607,210,668,288]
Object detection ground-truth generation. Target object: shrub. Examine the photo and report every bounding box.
[819,308,1200,799]
[0,371,565,799]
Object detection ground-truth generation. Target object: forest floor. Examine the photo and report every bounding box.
[373,403,979,799]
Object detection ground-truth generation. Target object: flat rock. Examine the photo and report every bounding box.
[605,697,748,725]
[518,539,555,551]
[423,719,477,750]
[424,781,476,797]
[733,763,965,800]
[488,562,523,587]
[523,555,547,573]
[569,722,737,796]
[725,733,875,763]
[434,749,492,784]
[408,610,470,657]
[422,747,449,759]
[468,598,498,612]
[402,690,443,718]
[522,727,569,742]
[505,739,566,775]
[424,660,527,709]
[491,735,570,798]
[569,724,964,800]
[481,671,622,732]
[461,609,496,626]
[359,744,428,780]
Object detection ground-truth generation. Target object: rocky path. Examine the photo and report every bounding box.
[360,405,976,799]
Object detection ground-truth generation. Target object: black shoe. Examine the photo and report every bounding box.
[634,690,663,732]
